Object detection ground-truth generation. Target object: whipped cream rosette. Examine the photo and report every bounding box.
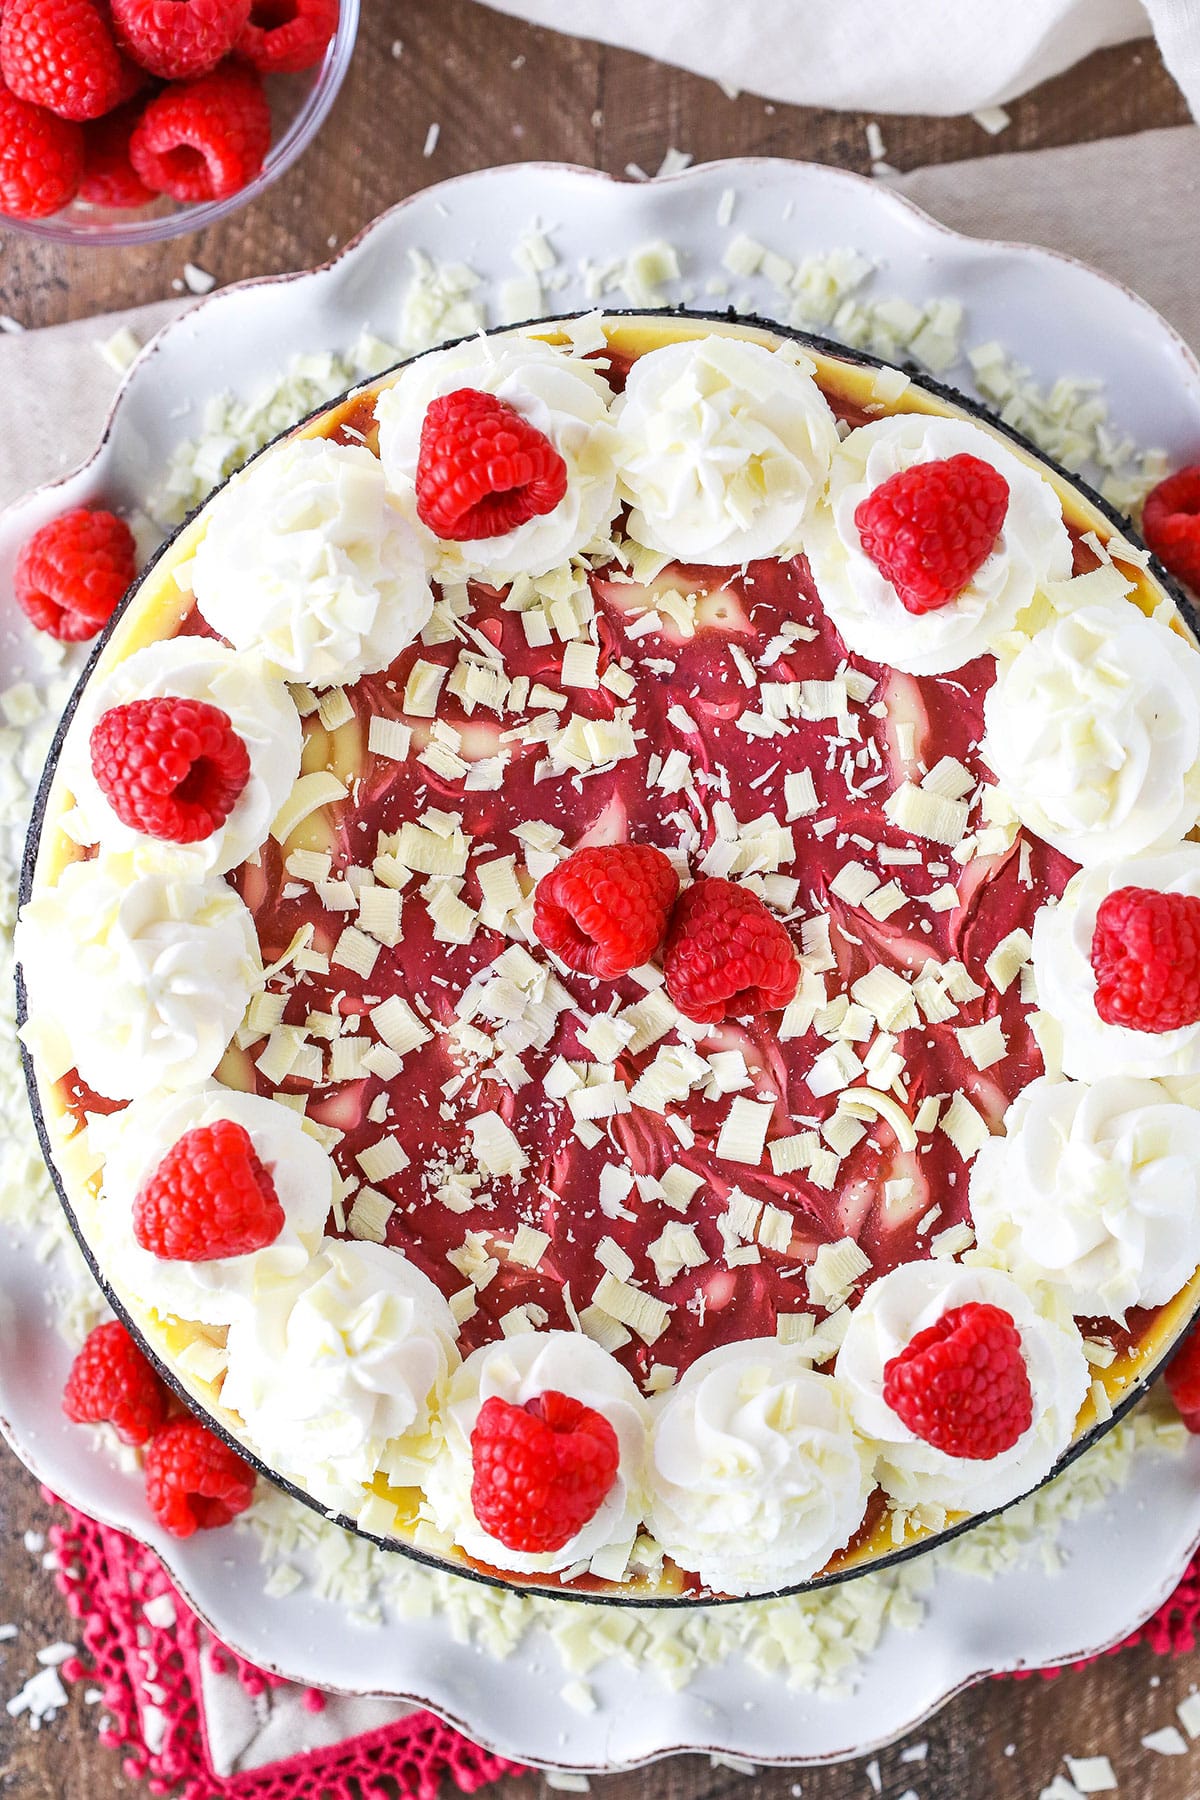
[16,854,261,1102]
[983,601,1200,865]
[612,335,839,564]
[191,436,434,688]
[88,1085,333,1330]
[222,1240,459,1513]
[60,639,303,878]
[971,1074,1200,1318]
[423,1332,650,1578]
[804,413,1072,676]
[376,333,620,580]
[836,1263,1089,1515]
[644,1340,872,1596]
[1032,848,1200,1081]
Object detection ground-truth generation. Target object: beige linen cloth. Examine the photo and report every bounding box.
[2,122,1199,1774]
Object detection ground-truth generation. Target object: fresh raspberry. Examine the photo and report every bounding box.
[533,843,678,980]
[79,101,155,207]
[1090,886,1200,1034]
[90,695,250,843]
[1142,466,1200,591]
[129,61,269,201]
[133,1119,285,1262]
[883,1301,1033,1460]
[416,388,568,542]
[0,0,129,119]
[63,1320,170,1446]
[14,506,136,640]
[234,0,337,74]
[111,0,251,80]
[854,453,1010,614]
[663,877,799,1025]
[470,1389,619,1555]
[144,1416,256,1536]
[0,80,83,217]
[1165,1327,1200,1432]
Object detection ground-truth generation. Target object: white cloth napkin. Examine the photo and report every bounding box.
[478,0,1200,118]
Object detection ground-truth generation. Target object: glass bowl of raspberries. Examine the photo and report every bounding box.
[0,0,359,243]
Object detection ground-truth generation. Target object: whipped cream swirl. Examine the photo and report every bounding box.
[61,638,302,878]
[422,1330,650,1577]
[982,602,1200,865]
[17,854,261,1103]
[89,1084,333,1330]
[804,414,1072,676]
[971,1073,1200,1317]
[191,436,433,688]
[644,1340,872,1595]
[1033,848,1200,1081]
[836,1262,1089,1514]
[376,334,620,580]
[222,1239,460,1513]
[612,336,839,565]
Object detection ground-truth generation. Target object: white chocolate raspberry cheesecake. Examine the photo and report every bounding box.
[19,312,1200,1601]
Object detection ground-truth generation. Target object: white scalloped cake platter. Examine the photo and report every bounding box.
[4,158,1200,1771]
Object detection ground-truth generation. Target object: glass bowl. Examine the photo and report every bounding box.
[1,0,360,247]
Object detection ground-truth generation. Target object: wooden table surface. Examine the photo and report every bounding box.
[0,4,1196,1796]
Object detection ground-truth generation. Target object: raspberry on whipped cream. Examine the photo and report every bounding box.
[88,1085,334,1329]
[971,1073,1200,1317]
[16,855,261,1102]
[191,436,434,689]
[984,600,1200,865]
[222,1239,460,1514]
[804,414,1072,675]
[644,1340,872,1596]
[62,638,302,877]
[612,335,839,565]
[836,1262,1089,1515]
[1033,848,1200,1081]
[376,334,620,581]
[423,1332,650,1578]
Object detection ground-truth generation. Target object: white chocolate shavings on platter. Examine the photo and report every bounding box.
[228,1399,1182,1697]
[148,198,1164,531]
[0,249,1190,1709]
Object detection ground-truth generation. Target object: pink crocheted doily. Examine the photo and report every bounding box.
[44,1489,526,1799]
[43,1485,1200,1793]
